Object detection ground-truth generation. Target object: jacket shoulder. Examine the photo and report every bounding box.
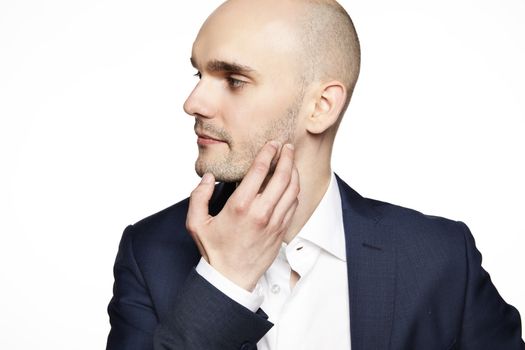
[368,197,465,234]
[132,197,190,241]
[336,174,466,242]
[363,196,471,272]
[372,194,468,242]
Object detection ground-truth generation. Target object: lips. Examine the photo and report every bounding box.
[196,132,226,146]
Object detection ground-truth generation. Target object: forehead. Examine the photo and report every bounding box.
[191,3,302,76]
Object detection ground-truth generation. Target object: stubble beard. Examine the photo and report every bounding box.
[194,99,300,183]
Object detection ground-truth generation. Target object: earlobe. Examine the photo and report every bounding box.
[306,81,346,135]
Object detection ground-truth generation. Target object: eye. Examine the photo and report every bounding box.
[226,76,247,89]
[193,71,202,79]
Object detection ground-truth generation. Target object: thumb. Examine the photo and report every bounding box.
[186,173,215,232]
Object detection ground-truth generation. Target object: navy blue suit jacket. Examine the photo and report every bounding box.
[107,175,524,349]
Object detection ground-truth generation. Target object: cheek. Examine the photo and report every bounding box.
[226,104,284,147]
[226,87,292,126]
[220,81,298,149]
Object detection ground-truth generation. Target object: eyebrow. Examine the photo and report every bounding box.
[190,57,256,75]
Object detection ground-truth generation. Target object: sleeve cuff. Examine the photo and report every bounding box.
[195,257,264,313]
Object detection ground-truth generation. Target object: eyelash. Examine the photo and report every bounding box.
[226,76,246,89]
[193,71,247,90]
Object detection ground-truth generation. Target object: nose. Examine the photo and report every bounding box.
[183,79,217,119]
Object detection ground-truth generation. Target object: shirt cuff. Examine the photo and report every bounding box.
[195,257,264,313]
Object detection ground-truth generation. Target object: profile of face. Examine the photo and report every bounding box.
[183,1,306,183]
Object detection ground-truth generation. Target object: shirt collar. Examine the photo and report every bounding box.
[292,172,347,262]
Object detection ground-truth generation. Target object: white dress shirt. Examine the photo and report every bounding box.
[196,172,351,349]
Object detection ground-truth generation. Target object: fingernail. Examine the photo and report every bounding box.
[201,173,213,183]
[285,143,294,150]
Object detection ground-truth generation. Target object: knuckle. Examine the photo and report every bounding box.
[185,218,198,234]
[264,142,278,154]
[232,200,248,214]
[190,187,202,198]
[252,160,269,174]
[254,216,269,227]
[253,209,271,226]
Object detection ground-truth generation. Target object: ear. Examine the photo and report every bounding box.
[306,81,347,135]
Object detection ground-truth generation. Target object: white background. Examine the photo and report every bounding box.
[1,0,524,348]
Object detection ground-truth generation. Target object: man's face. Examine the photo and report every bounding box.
[184,1,304,182]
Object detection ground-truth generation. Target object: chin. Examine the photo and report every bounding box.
[195,161,246,183]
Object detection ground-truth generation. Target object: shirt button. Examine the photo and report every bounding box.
[271,284,281,294]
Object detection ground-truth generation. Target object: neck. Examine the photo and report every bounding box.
[238,164,332,244]
[283,159,332,244]
[234,139,334,244]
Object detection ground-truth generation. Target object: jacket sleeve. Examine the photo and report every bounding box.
[107,225,273,350]
[153,269,273,350]
[458,222,525,349]
[106,225,158,350]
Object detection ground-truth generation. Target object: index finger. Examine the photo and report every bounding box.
[259,143,295,207]
[232,140,281,201]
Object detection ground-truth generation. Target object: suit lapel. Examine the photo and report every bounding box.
[212,177,396,348]
[336,174,396,350]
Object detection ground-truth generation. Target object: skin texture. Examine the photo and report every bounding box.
[185,0,360,290]
[186,1,305,183]
[187,142,300,290]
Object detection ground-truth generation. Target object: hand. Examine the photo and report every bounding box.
[186,141,300,291]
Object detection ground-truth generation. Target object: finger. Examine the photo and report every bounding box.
[186,173,215,233]
[259,143,295,207]
[281,199,299,231]
[233,141,280,201]
[268,166,300,229]
[280,198,299,233]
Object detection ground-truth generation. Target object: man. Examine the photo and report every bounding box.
[107,0,524,349]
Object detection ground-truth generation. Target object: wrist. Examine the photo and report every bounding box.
[195,258,264,312]
[211,263,260,292]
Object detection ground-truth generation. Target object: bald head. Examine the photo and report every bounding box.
[298,0,361,98]
[186,0,360,181]
[210,0,361,114]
